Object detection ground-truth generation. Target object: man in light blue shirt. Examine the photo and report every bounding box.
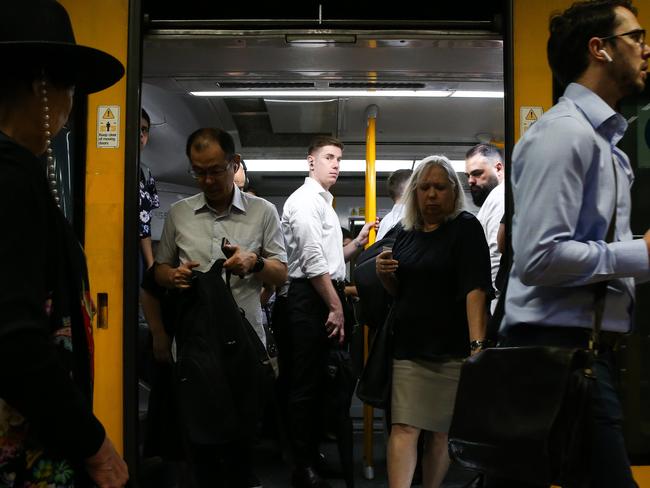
[502,1,650,487]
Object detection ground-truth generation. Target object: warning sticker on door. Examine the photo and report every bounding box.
[520,106,543,136]
[97,105,120,148]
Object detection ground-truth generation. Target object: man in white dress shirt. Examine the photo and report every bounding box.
[465,143,505,303]
[376,168,412,241]
[281,136,374,488]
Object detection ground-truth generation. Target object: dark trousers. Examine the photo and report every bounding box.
[491,325,637,488]
[283,280,350,468]
[188,442,252,488]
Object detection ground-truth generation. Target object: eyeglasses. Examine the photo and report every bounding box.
[600,28,646,48]
[188,163,232,179]
[140,126,150,134]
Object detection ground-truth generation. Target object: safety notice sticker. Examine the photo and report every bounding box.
[520,106,543,136]
[97,105,120,148]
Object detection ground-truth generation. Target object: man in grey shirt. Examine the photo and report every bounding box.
[155,127,287,488]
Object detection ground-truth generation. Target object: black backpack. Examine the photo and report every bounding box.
[353,223,402,329]
[174,260,274,445]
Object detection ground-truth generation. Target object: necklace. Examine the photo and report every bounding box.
[41,77,60,208]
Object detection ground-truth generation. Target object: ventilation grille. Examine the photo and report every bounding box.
[328,82,426,89]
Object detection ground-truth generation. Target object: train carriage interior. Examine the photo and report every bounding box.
[126,2,650,487]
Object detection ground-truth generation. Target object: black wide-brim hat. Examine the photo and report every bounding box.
[0,0,125,94]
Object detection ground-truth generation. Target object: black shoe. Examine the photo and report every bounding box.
[291,467,332,488]
[246,472,263,488]
[314,453,342,479]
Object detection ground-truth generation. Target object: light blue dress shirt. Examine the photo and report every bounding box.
[504,83,650,333]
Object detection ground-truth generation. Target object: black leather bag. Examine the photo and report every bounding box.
[449,177,618,485]
[355,305,395,409]
[448,345,595,485]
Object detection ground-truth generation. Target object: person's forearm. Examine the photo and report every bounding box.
[309,274,343,312]
[466,288,488,341]
[343,239,364,261]
[140,237,154,269]
[256,258,288,287]
[0,328,106,460]
[155,263,174,288]
[140,288,165,336]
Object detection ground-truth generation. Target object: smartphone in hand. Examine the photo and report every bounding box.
[221,237,234,258]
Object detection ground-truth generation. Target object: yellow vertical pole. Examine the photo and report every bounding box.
[59,0,128,454]
[362,105,378,479]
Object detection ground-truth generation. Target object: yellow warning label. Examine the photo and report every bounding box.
[525,109,538,121]
[102,107,116,119]
[97,105,120,148]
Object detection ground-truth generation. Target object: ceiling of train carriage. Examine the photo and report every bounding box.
[141,2,506,197]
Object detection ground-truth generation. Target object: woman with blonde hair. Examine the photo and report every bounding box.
[376,155,492,488]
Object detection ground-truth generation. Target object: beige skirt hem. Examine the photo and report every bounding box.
[390,358,462,433]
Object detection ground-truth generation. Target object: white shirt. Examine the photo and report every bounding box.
[476,182,504,292]
[376,203,404,241]
[282,177,346,281]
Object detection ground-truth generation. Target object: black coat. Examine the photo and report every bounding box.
[174,260,273,445]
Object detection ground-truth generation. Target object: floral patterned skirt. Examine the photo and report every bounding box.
[0,400,76,488]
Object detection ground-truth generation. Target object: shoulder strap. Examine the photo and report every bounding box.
[590,156,618,351]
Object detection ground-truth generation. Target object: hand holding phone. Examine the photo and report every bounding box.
[221,237,234,258]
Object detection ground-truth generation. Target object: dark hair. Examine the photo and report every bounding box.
[547,0,636,86]
[308,136,344,156]
[387,169,413,201]
[341,227,353,241]
[465,143,503,164]
[185,127,236,161]
[0,62,75,107]
[141,108,150,126]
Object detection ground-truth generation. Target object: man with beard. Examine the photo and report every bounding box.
[465,143,504,306]
[502,1,650,486]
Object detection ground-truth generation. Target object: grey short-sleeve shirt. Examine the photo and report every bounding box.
[156,186,287,342]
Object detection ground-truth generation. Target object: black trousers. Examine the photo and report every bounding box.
[282,279,351,468]
[188,442,253,488]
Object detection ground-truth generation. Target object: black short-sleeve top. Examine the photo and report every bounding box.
[391,211,493,361]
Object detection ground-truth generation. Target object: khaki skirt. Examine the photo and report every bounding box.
[391,358,463,433]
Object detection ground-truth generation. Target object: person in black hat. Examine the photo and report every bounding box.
[0,1,127,487]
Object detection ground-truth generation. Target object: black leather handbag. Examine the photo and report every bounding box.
[448,341,597,485]
[449,169,618,486]
[355,305,395,409]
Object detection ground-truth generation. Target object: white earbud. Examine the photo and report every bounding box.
[599,49,613,63]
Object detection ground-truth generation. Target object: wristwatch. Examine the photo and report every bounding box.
[470,339,490,352]
[251,254,265,273]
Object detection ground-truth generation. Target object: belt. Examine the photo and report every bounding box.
[290,277,346,292]
[506,324,624,351]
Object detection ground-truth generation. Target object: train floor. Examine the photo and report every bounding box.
[138,430,482,488]
[138,379,481,487]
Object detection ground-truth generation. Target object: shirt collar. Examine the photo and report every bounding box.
[192,185,247,215]
[564,82,628,145]
[304,176,334,204]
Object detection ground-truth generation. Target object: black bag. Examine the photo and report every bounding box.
[355,305,395,409]
[354,224,401,330]
[448,345,595,485]
[449,166,618,486]
[174,260,274,445]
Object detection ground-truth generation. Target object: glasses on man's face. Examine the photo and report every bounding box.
[600,28,646,48]
[188,163,231,180]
